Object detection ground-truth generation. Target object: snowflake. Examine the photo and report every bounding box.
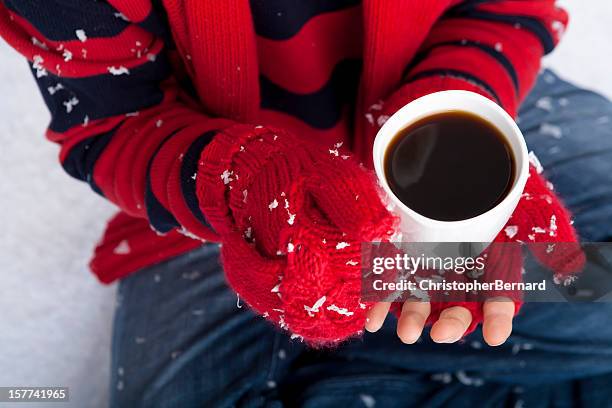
[63,96,79,113]
[114,12,130,21]
[539,123,563,139]
[113,240,130,255]
[31,36,48,50]
[369,100,384,111]
[376,115,389,127]
[287,212,296,225]
[62,49,73,62]
[365,113,375,125]
[32,55,47,78]
[108,66,130,75]
[455,370,484,387]
[504,226,518,239]
[326,304,354,316]
[528,151,544,174]
[551,20,565,36]
[47,83,64,95]
[304,296,327,316]
[336,242,350,250]
[360,394,376,408]
[535,97,553,112]
[549,215,557,236]
[220,169,234,184]
[75,29,88,42]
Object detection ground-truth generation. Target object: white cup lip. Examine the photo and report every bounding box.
[372,90,529,229]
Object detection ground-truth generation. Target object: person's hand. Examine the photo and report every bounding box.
[366,298,516,346]
[197,124,398,344]
[365,165,583,346]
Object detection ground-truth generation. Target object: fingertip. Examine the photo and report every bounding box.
[483,300,515,346]
[365,302,391,332]
[396,302,430,344]
[396,314,422,344]
[430,321,463,344]
[430,306,472,344]
[483,315,513,346]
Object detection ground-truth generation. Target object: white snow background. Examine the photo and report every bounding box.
[0,1,611,407]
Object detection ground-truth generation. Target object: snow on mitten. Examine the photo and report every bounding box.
[197,125,397,345]
[421,165,584,335]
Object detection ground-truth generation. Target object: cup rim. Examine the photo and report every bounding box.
[372,90,529,228]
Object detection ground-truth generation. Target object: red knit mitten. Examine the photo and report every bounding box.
[374,88,583,336]
[196,125,397,345]
[422,165,584,334]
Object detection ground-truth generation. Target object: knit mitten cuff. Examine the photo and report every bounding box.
[368,75,504,133]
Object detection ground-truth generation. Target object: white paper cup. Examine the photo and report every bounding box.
[373,90,529,244]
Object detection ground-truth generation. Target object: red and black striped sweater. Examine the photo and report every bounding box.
[0,1,566,282]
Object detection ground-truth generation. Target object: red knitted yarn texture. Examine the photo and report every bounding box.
[497,166,584,273]
[197,125,397,344]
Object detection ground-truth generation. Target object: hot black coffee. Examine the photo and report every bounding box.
[384,110,515,221]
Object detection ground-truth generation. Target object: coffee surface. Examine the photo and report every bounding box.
[384,111,515,221]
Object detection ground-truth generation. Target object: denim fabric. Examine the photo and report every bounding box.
[110,70,612,408]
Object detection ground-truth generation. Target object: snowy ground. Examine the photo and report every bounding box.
[0,36,116,408]
[0,1,610,407]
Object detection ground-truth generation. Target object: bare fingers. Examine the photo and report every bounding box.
[365,302,391,332]
[397,301,431,344]
[430,306,473,343]
[482,298,515,346]
[367,300,514,346]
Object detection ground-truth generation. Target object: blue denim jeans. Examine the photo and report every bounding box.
[110,70,612,408]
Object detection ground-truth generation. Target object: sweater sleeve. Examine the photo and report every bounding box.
[0,0,236,241]
[381,0,567,118]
